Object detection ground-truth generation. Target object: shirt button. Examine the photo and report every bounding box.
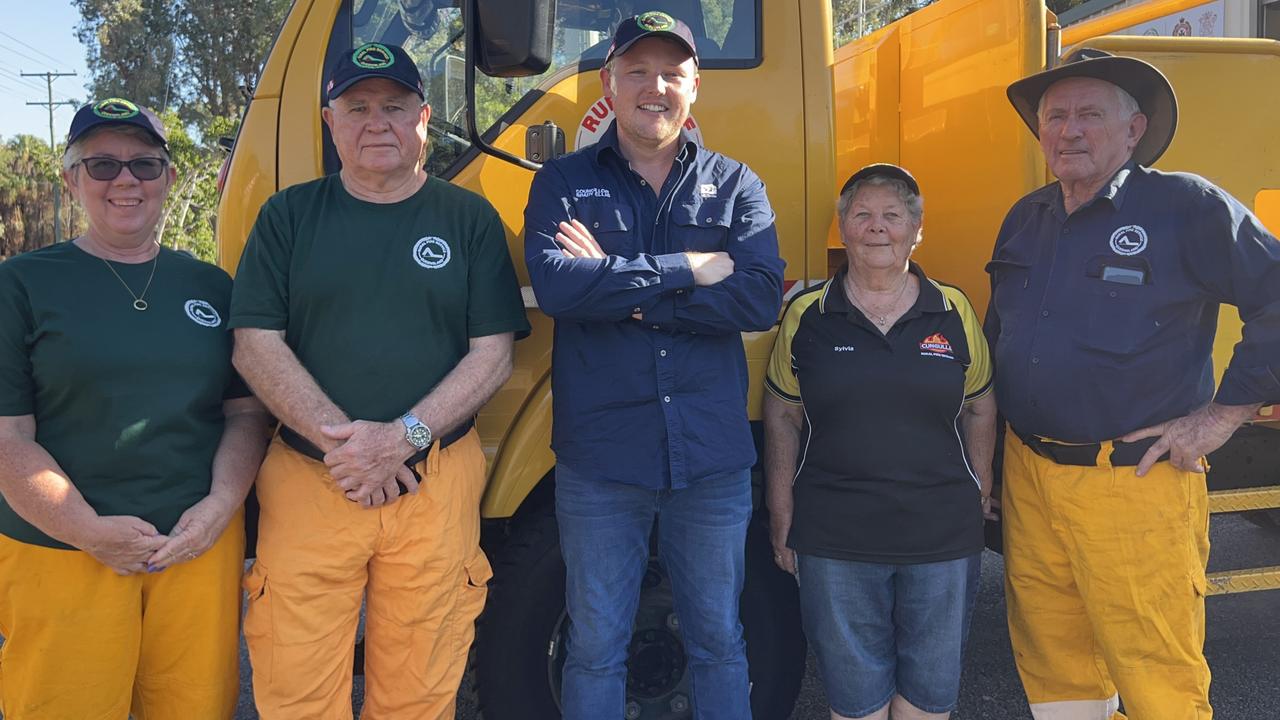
[592,221,599,229]
[659,349,668,357]
[651,324,660,330]
[1041,310,1050,317]
[632,307,641,314]
[1062,227,1070,235]
[1032,357,1040,364]
[640,179,647,186]
[1109,291,1118,298]
[704,217,713,224]
[663,395,671,403]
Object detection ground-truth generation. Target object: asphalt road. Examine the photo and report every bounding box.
[225,514,1280,719]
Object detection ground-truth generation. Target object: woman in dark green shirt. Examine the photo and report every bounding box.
[0,99,268,718]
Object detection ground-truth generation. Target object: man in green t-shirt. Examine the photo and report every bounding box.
[229,42,529,718]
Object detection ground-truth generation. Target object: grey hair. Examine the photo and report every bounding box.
[837,175,924,224]
[1037,81,1141,121]
[62,125,170,171]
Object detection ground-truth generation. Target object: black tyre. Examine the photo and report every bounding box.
[475,509,806,720]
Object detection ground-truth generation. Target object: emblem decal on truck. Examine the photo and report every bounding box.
[1109,225,1148,256]
[413,236,451,269]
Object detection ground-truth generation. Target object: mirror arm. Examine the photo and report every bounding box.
[464,0,542,172]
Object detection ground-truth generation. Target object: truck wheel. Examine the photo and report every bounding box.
[474,509,806,720]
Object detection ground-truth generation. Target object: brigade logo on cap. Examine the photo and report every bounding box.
[93,98,140,120]
[1109,225,1148,256]
[636,11,675,31]
[353,43,395,69]
[413,236,451,269]
[184,299,222,328]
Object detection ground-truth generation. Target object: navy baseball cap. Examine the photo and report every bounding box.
[605,11,699,66]
[326,42,425,104]
[66,98,168,150]
[840,163,921,196]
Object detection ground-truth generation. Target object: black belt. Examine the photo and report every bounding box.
[1010,425,1166,467]
[278,419,474,496]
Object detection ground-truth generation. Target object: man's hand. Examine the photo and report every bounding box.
[77,516,168,575]
[686,251,734,286]
[1122,402,1262,477]
[769,512,796,576]
[321,420,419,507]
[556,219,606,259]
[146,494,239,572]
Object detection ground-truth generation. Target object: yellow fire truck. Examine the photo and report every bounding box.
[217,0,1280,716]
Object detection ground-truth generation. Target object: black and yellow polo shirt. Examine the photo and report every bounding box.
[766,263,992,564]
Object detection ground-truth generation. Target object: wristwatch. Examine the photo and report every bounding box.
[400,413,433,450]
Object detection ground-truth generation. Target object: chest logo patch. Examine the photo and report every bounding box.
[184,299,221,328]
[919,333,954,358]
[413,236,451,269]
[1109,225,1148,256]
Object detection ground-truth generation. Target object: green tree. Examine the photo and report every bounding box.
[0,135,79,259]
[73,0,179,110]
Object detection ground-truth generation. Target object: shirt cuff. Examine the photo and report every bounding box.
[655,252,695,292]
[1215,365,1280,407]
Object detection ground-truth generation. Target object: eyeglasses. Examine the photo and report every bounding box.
[74,156,169,181]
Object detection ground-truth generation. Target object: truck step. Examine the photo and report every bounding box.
[1207,565,1280,595]
[1208,487,1280,513]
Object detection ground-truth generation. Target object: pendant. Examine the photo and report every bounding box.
[133,299,148,311]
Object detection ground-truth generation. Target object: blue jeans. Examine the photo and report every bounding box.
[555,465,753,720]
[797,553,981,717]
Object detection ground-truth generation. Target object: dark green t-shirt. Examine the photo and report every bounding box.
[229,175,530,421]
[0,243,249,549]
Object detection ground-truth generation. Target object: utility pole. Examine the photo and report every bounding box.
[23,71,77,244]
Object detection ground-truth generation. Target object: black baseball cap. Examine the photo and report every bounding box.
[326,42,425,104]
[66,98,168,150]
[840,163,921,196]
[605,11,699,66]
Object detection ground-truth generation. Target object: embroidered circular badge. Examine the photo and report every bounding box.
[413,237,451,269]
[1109,225,1148,256]
[353,43,395,69]
[93,98,140,120]
[637,11,675,31]
[184,299,222,327]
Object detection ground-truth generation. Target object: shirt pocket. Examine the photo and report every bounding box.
[574,199,637,256]
[1076,255,1171,357]
[985,255,1032,339]
[671,198,733,252]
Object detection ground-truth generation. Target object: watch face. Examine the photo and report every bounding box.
[407,424,431,449]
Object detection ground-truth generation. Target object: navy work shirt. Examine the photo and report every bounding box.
[524,125,785,488]
[986,164,1280,443]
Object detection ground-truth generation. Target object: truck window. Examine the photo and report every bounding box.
[331,0,760,178]
[832,0,938,46]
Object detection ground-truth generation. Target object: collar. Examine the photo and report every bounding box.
[1033,160,1141,216]
[820,261,948,317]
[592,121,701,165]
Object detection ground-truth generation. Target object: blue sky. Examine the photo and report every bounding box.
[0,0,90,144]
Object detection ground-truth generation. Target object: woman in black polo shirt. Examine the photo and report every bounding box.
[763,164,997,720]
[0,99,268,717]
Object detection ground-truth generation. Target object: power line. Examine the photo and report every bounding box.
[23,71,78,245]
[0,66,49,93]
[0,30,74,68]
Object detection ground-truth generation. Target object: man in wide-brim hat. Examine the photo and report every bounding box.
[986,48,1280,719]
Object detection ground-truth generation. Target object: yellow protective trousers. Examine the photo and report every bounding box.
[244,430,492,720]
[1002,430,1212,720]
[0,512,245,720]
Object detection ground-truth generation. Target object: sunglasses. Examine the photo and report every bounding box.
[75,156,169,181]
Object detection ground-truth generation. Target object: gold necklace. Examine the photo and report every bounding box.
[99,249,160,311]
[845,272,910,327]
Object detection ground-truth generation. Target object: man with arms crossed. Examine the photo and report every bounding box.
[523,12,784,720]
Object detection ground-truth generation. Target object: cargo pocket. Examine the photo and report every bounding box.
[451,552,493,658]
[242,562,274,683]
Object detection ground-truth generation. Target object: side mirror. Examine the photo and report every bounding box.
[472,0,556,77]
